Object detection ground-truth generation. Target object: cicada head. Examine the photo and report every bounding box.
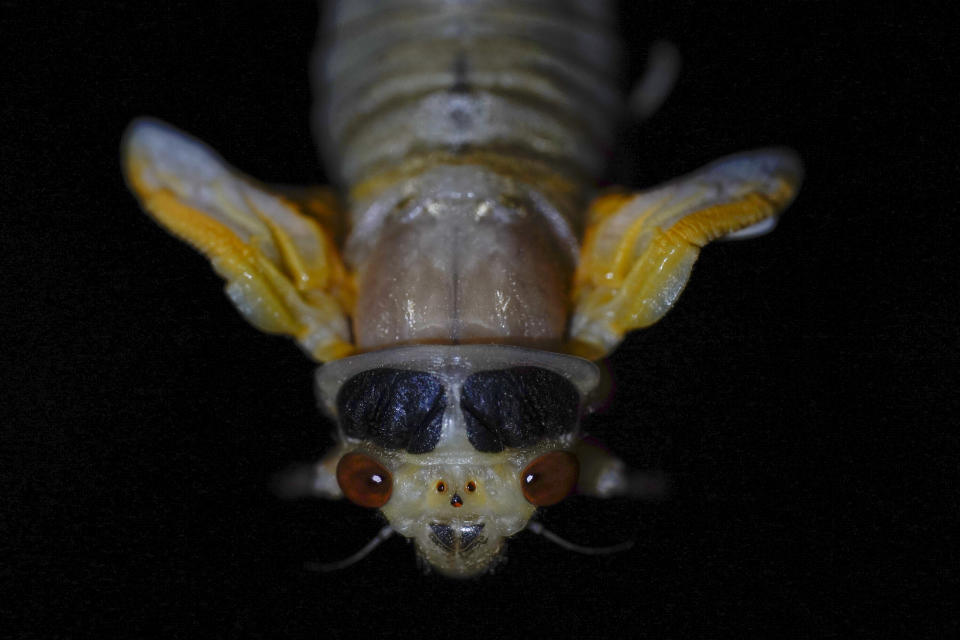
[383,457,534,577]
[316,345,598,577]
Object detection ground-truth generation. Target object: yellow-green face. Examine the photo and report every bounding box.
[382,457,536,577]
[336,443,580,577]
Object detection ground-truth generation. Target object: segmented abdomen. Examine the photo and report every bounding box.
[315,0,621,193]
[315,0,622,351]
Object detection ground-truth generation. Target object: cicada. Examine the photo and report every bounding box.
[121,0,802,577]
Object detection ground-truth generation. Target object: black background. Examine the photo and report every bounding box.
[3,2,954,638]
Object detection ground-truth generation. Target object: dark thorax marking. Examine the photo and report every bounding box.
[429,523,456,552]
[337,369,446,453]
[429,523,486,555]
[446,51,474,140]
[458,523,486,553]
[459,367,580,453]
[449,51,471,95]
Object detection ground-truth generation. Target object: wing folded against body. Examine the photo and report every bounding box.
[568,148,803,359]
[122,119,355,362]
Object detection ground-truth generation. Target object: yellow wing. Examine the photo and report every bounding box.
[121,118,355,362]
[569,148,803,359]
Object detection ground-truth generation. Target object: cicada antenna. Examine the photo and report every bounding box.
[525,521,634,555]
[305,525,394,572]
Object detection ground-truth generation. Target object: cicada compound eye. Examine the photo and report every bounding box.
[520,451,579,506]
[336,452,393,508]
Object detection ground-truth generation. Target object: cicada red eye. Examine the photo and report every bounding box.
[336,452,393,508]
[520,451,579,506]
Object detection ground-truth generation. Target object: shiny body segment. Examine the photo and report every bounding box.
[316,0,621,351]
[345,165,577,350]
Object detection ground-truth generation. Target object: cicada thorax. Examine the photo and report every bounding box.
[315,0,622,351]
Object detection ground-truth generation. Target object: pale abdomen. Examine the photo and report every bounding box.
[314,0,622,351]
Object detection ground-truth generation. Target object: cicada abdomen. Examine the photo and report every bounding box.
[316,0,622,351]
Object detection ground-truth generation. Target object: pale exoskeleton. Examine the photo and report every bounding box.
[121,1,802,577]
[313,345,605,576]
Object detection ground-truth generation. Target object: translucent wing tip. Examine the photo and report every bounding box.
[121,117,229,189]
[121,117,175,165]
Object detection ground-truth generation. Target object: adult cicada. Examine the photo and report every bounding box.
[122,0,802,577]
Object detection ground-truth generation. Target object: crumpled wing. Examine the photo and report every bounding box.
[122,118,355,362]
[568,148,803,359]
